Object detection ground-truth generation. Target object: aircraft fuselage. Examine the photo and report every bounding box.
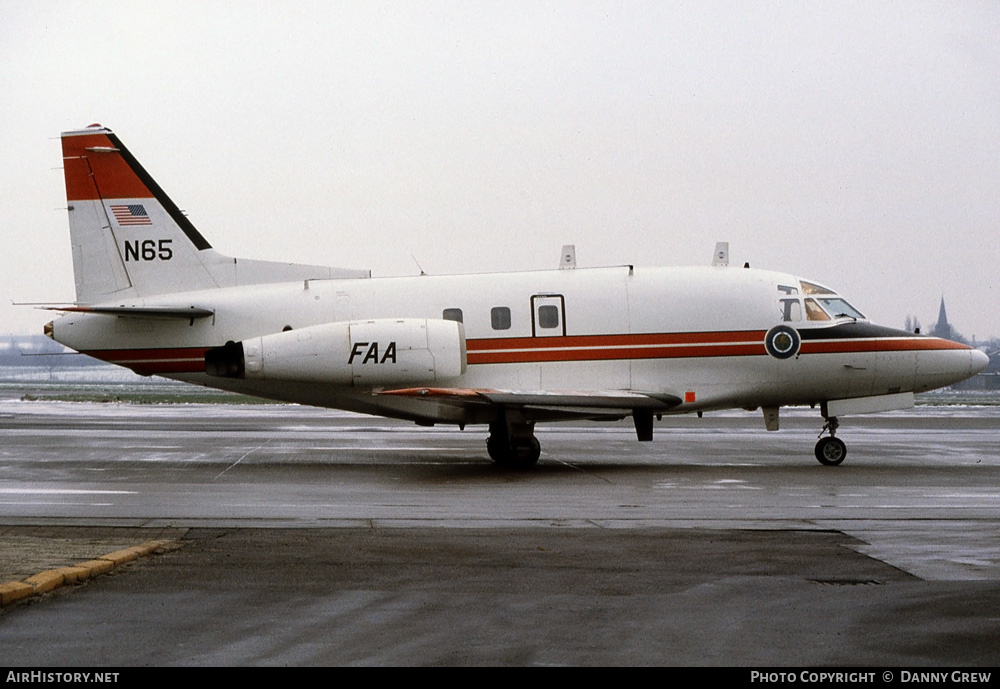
[50,264,983,426]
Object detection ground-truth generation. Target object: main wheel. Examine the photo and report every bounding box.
[509,436,541,468]
[815,436,847,466]
[486,434,509,463]
[486,434,541,468]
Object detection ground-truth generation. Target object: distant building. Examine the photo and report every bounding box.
[930,296,955,341]
[0,334,87,367]
[924,295,997,391]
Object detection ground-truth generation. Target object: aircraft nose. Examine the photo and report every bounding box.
[971,348,989,375]
[913,344,990,393]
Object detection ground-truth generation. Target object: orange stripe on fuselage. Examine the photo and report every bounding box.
[82,347,208,375]
[466,331,768,364]
[468,343,764,364]
[62,132,152,201]
[467,331,970,365]
[79,333,970,375]
[467,330,767,351]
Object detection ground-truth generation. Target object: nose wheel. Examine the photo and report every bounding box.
[815,416,846,466]
[815,436,847,465]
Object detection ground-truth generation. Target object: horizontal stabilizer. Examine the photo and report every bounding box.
[42,305,214,319]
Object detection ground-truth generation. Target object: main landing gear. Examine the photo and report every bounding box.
[815,416,846,466]
[486,419,541,468]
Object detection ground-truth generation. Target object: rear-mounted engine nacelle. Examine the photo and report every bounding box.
[205,318,466,386]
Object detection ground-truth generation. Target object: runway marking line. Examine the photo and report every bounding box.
[0,540,176,607]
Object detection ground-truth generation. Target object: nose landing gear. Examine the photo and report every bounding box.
[815,416,846,466]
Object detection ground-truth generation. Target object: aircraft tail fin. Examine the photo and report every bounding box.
[61,125,369,304]
[61,125,221,302]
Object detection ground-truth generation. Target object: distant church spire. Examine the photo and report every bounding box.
[932,295,953,340]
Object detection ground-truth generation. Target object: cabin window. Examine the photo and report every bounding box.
[442,308,463,323]
[537,304,560,329]
[491,306,511,330]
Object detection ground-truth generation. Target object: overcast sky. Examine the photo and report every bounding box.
[2,1,998,339]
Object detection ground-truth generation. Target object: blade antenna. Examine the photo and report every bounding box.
[411,254,427,276]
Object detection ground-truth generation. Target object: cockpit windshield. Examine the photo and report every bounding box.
[778,281,867,323]
[814,297,865,320]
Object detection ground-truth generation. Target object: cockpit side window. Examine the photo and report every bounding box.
[804,298,831,321]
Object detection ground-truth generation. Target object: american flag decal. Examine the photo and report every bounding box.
[110,204,152,226]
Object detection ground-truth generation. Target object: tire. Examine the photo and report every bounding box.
[487,435,540,468]
[486,434,509,464]
[509,437,541,468]
[815,437,847,466]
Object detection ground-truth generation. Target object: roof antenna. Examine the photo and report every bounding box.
[712,242,729,267]
[559,244,576,269]
[411,254,427,276]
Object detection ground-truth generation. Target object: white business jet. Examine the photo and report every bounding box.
[45,125,988,467]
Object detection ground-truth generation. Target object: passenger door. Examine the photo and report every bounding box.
[530,294,565,338]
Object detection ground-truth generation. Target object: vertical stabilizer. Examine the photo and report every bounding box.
[61,125,218,302]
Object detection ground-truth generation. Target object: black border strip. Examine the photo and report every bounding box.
[798,322,921,340]
[105,132,213,251]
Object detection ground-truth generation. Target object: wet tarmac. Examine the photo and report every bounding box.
[0,399,998,665]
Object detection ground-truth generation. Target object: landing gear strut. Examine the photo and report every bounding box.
[815,416,846,466]
[487,419,541,468]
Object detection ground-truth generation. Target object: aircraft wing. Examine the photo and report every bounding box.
[379,387,682,418]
